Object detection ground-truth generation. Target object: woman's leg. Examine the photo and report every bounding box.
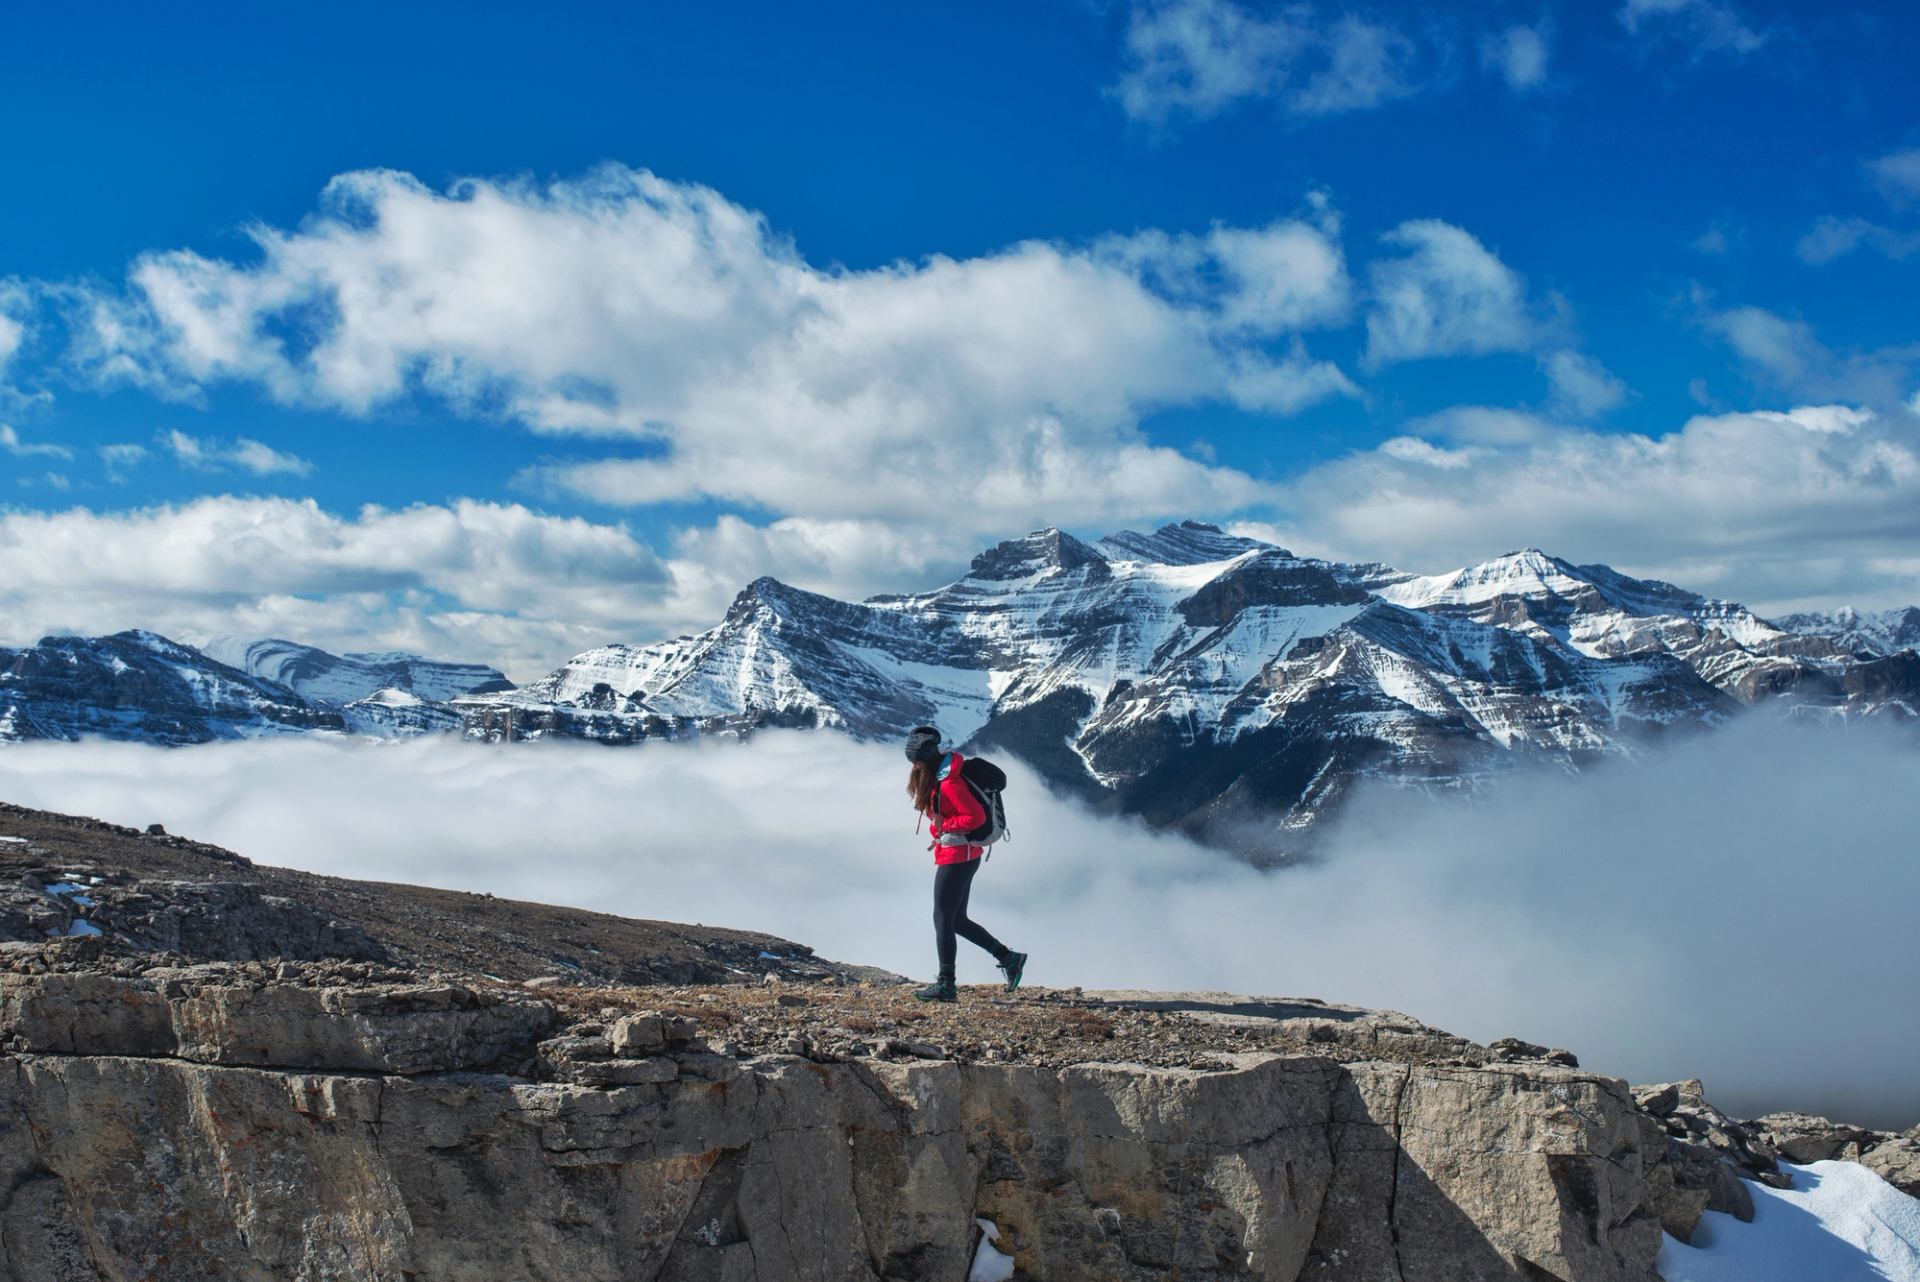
[948,857,1010,961]
[932,862,963,976]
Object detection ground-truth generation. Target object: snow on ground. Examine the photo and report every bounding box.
[968,1218,1016,1282]
[1657,1161,1920,1282]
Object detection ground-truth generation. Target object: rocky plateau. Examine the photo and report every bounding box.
[0,802,1914,1281]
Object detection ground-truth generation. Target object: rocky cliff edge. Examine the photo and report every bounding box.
[1,803,1915,1282]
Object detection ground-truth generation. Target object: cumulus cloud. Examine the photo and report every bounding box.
[161,429,313,476]
[1481,22,1550,92]
[1267,401,1920,612]
[1,425,73,460]
[1112,0,1421,125]
[59,167,1352,546]
[0,498,672,678]
[2,721,1913,1126]
[1617,0,1767,55]
[1364,220,1536,367]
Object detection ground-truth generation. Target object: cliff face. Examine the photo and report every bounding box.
[2,802,1908,1281]
[2,965,1668,1282]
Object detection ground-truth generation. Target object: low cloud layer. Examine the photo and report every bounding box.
[2,718,1913,1127]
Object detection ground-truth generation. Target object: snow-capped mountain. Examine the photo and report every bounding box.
[1373,551,1920,712]
[0,632,496,744]
[193,636,512,705]
[339,688,467,738]
[0,631,344,745]
[483,522,1903,854]
[7,524,1914,854]
[1774,606,1920,659]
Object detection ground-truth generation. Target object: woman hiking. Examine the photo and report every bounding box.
[904,725,1027,1002]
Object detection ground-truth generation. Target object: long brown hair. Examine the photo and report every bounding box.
[907,759,938,816]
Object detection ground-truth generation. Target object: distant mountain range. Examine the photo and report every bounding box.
[0,631,508,745]
[3,523,1914,857]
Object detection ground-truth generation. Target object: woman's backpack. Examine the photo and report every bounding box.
[934,754,1012,854]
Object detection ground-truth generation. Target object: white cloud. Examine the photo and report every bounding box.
[0,305,22,372]
[0,425,73,460]
[1795,216,1920,265]
[1617,0,1767,55]
[1541,349,1628,418]
[1869,147,1920,204]
[1689,223,1733,255]
[1112,0,1420,125]
[98,443,148,479]
[1376,436,1473,468]
[1703,303,1919,406]
[65,167,1354,541]
[0,497,673,679]
[1708,307,1822,383]
[0,282,52,415]
[161,429,313,476]
[1288,16,1421,116]
[1268,401,1920,612]
[661,515,972,624]
[1364,220,1535,367]
[1481,22,1550,92]
[3,721,1914,1126]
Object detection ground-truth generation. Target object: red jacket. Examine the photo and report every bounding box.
[926,752,985,865]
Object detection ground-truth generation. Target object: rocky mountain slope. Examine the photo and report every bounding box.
[1774,605,1920,658]
[1,800,1914,1281]
[0,801,859,986]
[0,630,344,745]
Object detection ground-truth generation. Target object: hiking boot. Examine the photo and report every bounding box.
[997,951,1028,993]
[914,976,957,1003]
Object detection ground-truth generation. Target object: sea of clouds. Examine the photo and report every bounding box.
[1,716,1913,1127]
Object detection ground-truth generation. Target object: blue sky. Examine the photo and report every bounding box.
[2,0,1918,675]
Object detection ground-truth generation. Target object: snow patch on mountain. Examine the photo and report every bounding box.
[1656,1161,1920,1282]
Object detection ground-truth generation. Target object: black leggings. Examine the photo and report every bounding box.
[933,857,1008,976]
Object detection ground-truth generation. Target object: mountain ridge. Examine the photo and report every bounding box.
[4,524,1916,856]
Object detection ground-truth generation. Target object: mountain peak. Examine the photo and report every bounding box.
[966,528,1105,581]
[728,575,800,614]
[1380,549,1590,609]
[1098,521,1279,566]
[109,629,204,661]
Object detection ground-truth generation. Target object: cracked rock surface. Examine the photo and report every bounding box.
[0,801,1910,1280]
[2,961,1674,1282]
